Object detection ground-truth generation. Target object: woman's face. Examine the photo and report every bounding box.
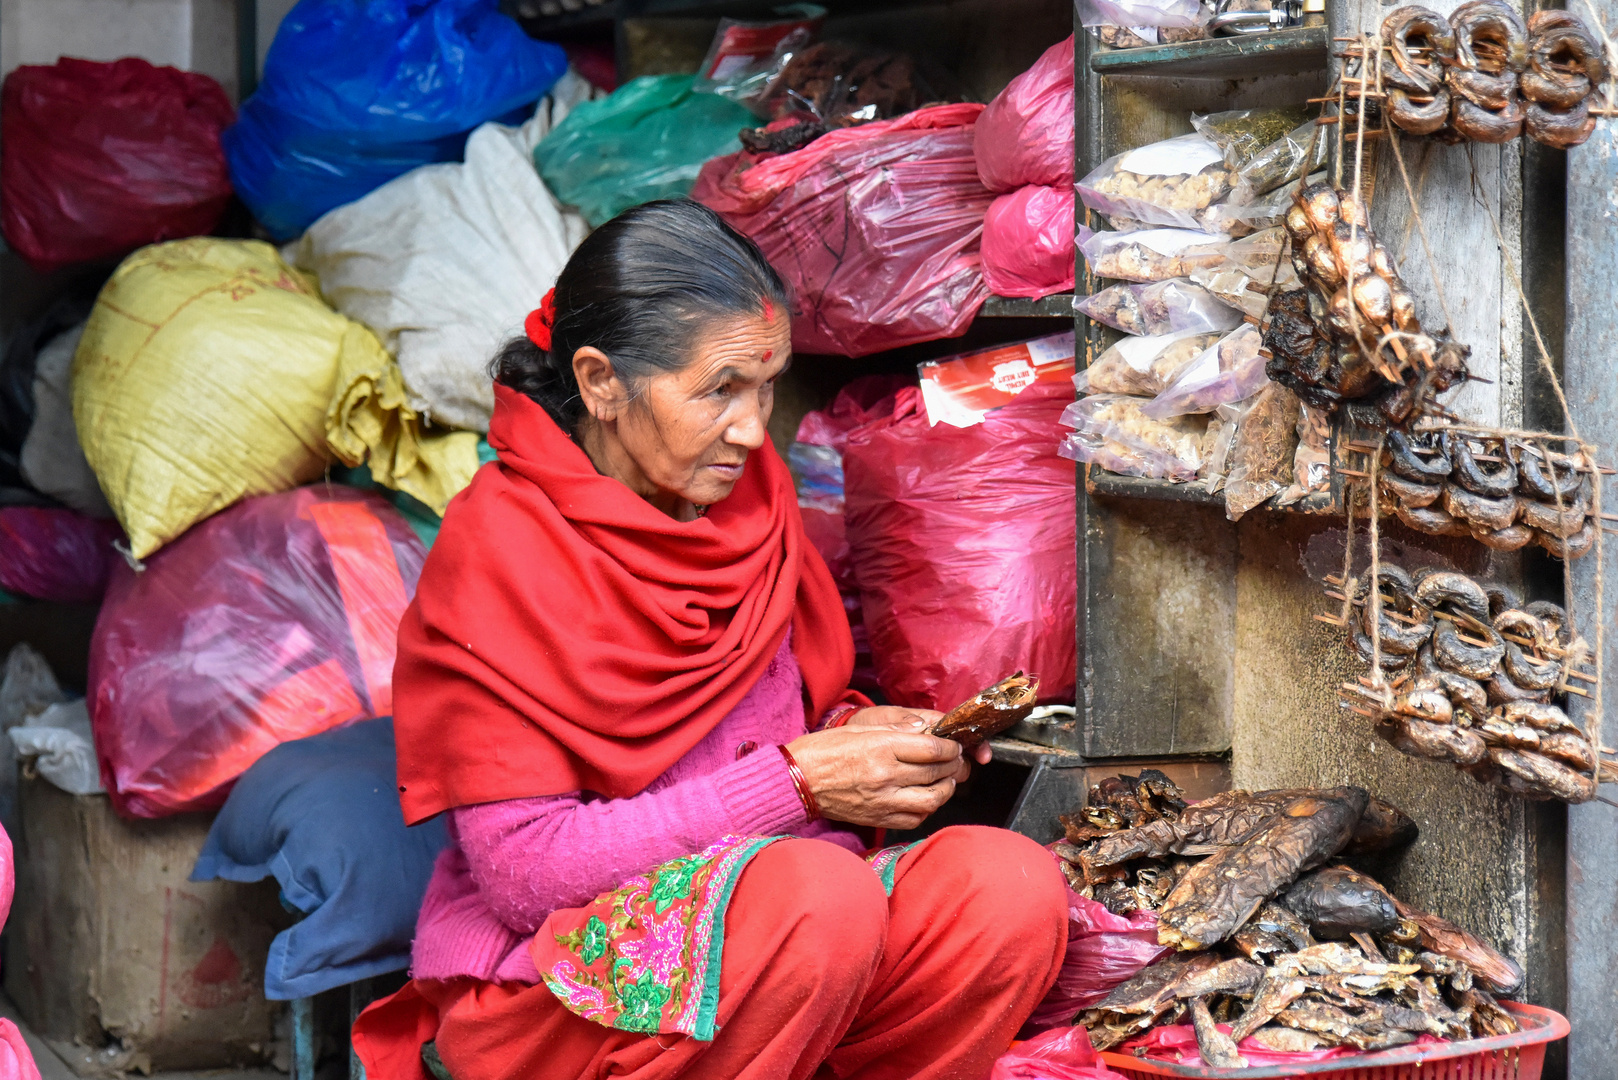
[573,308,793,518]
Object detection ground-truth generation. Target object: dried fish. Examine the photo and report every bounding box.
[1192,997,1247,1068]
[1392,898,1523,995]
[929,671,1037,750]
[1158,788,1369,950]
[1283,867,1401,940]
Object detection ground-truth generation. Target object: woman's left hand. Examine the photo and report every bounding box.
[841,706,993,772]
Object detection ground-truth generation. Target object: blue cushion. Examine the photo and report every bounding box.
[191,717,448,999]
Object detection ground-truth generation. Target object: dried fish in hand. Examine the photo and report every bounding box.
[928,671,1038,750]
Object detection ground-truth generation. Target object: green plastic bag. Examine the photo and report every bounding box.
[535,74,751,227]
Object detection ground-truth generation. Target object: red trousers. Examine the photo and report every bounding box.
[354,826,1068,1080]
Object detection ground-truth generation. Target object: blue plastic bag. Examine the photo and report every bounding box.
[224,0,566,239]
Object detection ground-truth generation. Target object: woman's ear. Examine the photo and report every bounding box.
[572,346,626,422]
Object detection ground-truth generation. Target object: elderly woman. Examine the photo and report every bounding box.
[354,200,1067,1080]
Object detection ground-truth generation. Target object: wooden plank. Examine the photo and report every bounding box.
[1089,27,1327,79]
[1562,35,1618,1074]
[979,293,1075,319]
[1085,466,1223,506]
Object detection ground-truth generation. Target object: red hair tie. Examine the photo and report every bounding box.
[524,288,557,352]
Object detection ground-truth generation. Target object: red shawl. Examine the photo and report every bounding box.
[392,385,856,823]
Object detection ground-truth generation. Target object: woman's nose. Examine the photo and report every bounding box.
[726,401,768,450]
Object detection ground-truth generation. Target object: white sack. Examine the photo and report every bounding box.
[291,70,596,434]
[10,698,103,796]
[18,323,116,519]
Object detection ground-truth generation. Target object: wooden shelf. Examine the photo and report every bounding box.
[1089,26,1328,79]
[1085,464,1225,505]
[979,293,1075,319]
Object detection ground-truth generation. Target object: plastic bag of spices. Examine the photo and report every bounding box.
[1075,329,1223,397]
[1274,401,1331,506]
[1191,106,1312,170]
[1078,134,1237,233]
[1058,394,1214,480]
[1076,279,1241,336]
[1143,324,1268,418]
[1223,382,1301,520]
[1077,0,1209,47]
[1080,227,1229,283]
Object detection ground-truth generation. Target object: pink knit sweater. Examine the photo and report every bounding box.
[409,638,863,984]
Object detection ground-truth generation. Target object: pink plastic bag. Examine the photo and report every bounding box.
[1,58,233,273]
[89,486,426,819]
[992,1026,1123,1080]
[0,823,37,1080]
[983,185,1077,299]
[0,507,123,604]
[693,104,994,357]
[1027,881,1172,1030]
[843,384,1076,710]
[976,37,1075,193]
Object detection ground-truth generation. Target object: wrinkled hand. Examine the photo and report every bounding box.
[785,724,977,831]
[843,706,994,766]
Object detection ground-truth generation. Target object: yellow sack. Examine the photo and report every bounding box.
[73,238,478,558]
[325,333,479,516]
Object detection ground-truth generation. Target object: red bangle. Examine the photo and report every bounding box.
[821,704,859,730]
[778,745,821,821]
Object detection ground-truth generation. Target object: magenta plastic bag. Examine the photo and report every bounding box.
[89,486,426,819]
[1027,881,1172,1031]
[976,36,1075,193]
[844,384,1076,711]
[693,104,994,357]
[983,185,1077,300]
[0,507,122,604]
[992,1026,1124,1080]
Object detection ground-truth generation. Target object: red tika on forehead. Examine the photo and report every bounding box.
[762,349,774,362]
[762,298,774,321]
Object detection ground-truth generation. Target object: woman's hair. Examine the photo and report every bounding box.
[491,199,789,436]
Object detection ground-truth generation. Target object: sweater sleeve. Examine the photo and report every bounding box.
[453,749,811,934]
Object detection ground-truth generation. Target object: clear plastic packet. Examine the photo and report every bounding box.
[1230,120,1330,202]
[1077,0,1205,28]
[1075,328,1222,396]
[1143,323,1269,418]
[1078,134,1236,232]
[1076,279,1243,336]
[1199,396,1253,491]
[1191,106,1312,170]
[1185,226,1300,316]
[1274,402,1331,506]
[692,4,826,115]
[1058,394,1213,480]
[1224,383,1302,520]
[1095,26,1157,47]
[1080,227,1229,283]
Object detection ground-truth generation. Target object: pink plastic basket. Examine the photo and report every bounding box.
[1099,1003,1567,1080]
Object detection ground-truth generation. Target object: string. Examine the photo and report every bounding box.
[1339,485,1359,629]
[1367,433,1386,685]
[1382,121,1458,332]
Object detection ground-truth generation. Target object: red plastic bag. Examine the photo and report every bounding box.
[693,104,994,357]
[1,58,234,273]
[0,508,123,604]
[843,384,1076,710]
[992,1026,1124,1080]
[976,37,1076,193]
[795,376,910,697]
[983,186,1077,300]
[89,486,425,818]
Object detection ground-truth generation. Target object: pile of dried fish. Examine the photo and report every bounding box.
[1378,3,1606,148]
[1057,775,1523,1063]
[1265,182,1469,424]
[1376,430,1595,558]
[1334,567,1599,803]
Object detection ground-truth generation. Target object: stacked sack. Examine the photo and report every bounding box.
[1067,107,1337,518]
[693,103,995,357]
[974,36,1078,300]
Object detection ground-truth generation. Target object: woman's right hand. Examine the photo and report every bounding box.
[784,727,968,830]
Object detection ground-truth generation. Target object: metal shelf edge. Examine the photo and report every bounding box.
[1089,26,1328,78]
[979,294,1076,319]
